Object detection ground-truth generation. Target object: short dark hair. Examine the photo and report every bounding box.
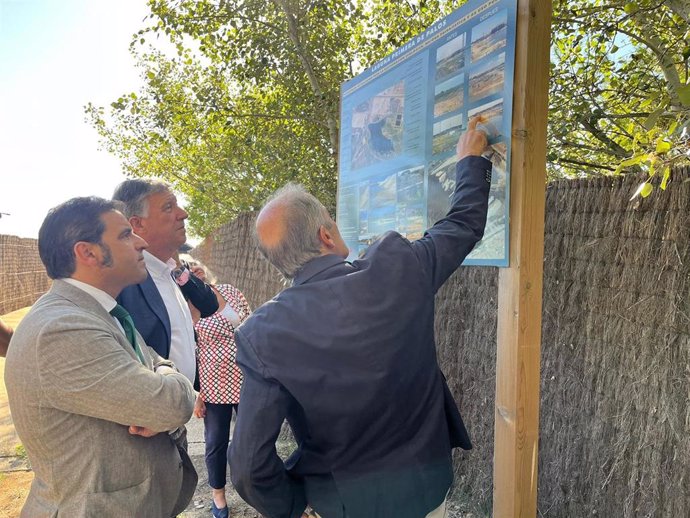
[112,178,170,219]
[38,197,122,279]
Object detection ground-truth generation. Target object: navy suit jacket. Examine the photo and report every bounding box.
[117,270,219,359]
[230,156,491,518]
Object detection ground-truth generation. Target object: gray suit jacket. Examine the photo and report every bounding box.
[4,280,197,517]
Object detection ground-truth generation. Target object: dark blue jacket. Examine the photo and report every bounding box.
[117,271,218,359]
[230,156,491,518]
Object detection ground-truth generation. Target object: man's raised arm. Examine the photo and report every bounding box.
[413,117,493,292]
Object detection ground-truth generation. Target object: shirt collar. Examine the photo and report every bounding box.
[62,278,118,313]
[143,250,176,278]
[292,254,349,286]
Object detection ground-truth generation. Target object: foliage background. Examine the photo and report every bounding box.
[86,0,690,237]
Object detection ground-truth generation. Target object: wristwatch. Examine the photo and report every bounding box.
[481,147,495,161]
[153,358,178,376]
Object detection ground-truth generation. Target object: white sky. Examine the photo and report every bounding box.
[0,0,149,239]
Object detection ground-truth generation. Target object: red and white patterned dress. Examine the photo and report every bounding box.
[194,284,251,404]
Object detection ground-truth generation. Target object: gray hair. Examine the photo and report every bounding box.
[256,183,332,280]
[112,179,171,218]
[179,254,218,284]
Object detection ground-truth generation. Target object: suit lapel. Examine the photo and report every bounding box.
[139,273,172,347]
[50,280,146,365]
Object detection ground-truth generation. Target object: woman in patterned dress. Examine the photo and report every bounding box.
[184,257,251,518]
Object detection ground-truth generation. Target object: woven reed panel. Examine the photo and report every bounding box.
[0,235,50,315]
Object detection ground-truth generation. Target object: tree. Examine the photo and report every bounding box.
[88,0,690,235]
[550,0,690,194]
[86,0,454,235]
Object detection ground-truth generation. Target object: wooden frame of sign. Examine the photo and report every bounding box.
[493,0,551,516]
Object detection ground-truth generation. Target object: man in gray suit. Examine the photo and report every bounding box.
[4,197,197,517]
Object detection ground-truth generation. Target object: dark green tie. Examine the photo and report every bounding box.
[110,304,146,365]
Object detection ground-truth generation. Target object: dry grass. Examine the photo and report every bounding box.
[0,471,33,518]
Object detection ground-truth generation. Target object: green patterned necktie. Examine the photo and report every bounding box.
[110,304,146,365]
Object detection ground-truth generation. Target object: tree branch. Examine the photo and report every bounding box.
[272,0,339,155]
[578,116,630,157]
[554,157,617,171]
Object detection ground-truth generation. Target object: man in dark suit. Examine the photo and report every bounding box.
[229,119,492,518]
[113,179,219,383]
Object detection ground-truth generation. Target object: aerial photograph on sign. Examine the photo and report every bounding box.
[350,81,405,170]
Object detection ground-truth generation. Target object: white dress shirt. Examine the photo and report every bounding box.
[143,251,197,382]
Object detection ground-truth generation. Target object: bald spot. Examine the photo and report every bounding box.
[256,200,288,249]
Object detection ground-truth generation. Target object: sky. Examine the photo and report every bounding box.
[0,0,150,239]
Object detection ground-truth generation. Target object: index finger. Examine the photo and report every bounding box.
[467,115,484,131]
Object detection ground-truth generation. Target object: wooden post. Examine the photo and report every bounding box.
[493,0,551,516]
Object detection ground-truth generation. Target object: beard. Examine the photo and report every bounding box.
[97,243,113,268]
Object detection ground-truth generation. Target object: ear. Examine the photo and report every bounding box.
[318,225,337,251]
[129,215,144,234]
[73,241,99,267]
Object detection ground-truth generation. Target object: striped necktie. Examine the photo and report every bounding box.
[110,304,146,365]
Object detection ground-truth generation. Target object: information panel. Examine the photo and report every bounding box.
[337,0,517,266]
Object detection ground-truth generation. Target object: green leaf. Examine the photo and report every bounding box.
[660,166,671,190]
[643,108,663,130]
[678,84,690,107]
[630,181,652,201]
[655,139,671,154]
[623,3,637,14]
[620,155,644,168]
[614,154,645,175]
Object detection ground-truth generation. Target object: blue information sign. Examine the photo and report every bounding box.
[337,0,517,266]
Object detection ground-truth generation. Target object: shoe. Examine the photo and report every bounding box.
[211,500,229,518]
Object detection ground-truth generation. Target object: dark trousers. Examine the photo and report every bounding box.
[306,475,347,518]
[204,402,238,489]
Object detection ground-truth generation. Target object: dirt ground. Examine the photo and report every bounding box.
[0,472,32,518]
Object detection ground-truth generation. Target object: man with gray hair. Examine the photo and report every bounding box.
[229,118,492,518]
[113,179,219,383]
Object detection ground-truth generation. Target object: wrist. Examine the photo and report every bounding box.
[172,266,190,286]
[154,359,177,375]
